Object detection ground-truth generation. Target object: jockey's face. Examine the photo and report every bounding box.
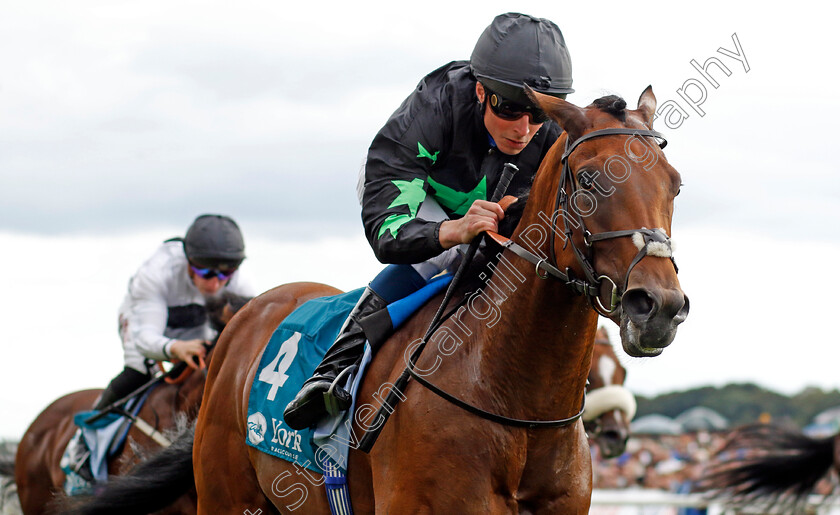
[476,82,544,156]
[189,268,229,296]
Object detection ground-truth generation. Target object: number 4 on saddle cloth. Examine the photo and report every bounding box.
[245,275,452,503]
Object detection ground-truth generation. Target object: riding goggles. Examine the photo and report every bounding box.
[189,264,236,281]
[486,88,550,124]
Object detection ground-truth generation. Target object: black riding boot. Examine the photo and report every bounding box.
[94,367,152,410]
[283,287,388,430]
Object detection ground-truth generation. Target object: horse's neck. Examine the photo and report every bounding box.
[465,251,598,419]
[456,138,599,418]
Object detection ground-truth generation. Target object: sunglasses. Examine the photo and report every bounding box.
[486,88,550,124]
[189,264,236,281]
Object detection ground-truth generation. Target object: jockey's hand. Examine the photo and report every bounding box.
[438,199,507,249]
[170,339,208,370]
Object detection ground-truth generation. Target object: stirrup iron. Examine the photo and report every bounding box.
[324,364,358,417]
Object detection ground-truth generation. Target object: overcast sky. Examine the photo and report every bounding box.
[2,1,839,439]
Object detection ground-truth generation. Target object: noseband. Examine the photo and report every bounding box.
[490,127,677,316]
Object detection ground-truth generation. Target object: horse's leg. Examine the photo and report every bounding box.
[520,426,592,515]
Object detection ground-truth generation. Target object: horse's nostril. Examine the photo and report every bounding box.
[622,289,655,321]
[602,430,623,441]
[675,295,690,321]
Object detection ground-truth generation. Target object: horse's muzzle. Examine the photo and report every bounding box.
[598,429,629,459]
[619,287,689,357]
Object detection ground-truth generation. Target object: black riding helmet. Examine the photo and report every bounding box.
[183,214,246,270]
[470,12,573,107]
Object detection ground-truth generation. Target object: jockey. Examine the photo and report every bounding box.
[283,12,574,430]
[64,214,254,482]
[97,213,255,410]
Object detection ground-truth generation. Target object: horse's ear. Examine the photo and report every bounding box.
[636,85,657,128]
[525,85,589,140]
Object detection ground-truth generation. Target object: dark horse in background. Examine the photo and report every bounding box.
[700,423,840,512]
[584,327,636,459]
[12,295,246,515]
[67,86,688,514]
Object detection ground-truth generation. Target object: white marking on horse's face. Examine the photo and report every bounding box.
[598,355,617,386]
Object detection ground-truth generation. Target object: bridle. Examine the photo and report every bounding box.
[410,128,675,427]
[358,127,678,450]
[489,127,677,316]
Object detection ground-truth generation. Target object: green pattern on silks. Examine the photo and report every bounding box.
[427,176,487,216]
[417,142,439,163]
[378,178,427,239]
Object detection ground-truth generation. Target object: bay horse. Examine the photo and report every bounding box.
[68,86,688,514]
[15,370,204,515]
[584,327,636,459]
[13,295,245,515]
[699,423,840,511]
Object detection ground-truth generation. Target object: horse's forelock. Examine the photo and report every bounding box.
[591,95,627,122]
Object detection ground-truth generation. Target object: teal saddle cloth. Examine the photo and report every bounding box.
[245,275,453,474]
[246,288,364,473]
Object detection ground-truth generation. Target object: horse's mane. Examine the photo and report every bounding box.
[591,95,627,122]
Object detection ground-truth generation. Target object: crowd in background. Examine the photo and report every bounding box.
[591,430,836,496]
[593,431,724,491]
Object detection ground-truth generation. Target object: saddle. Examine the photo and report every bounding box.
[60,386,158,494]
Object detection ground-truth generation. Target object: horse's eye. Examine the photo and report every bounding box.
[578,171,594,190]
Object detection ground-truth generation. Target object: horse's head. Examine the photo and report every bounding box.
[584,329,635,458]
[524,86,689,356]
